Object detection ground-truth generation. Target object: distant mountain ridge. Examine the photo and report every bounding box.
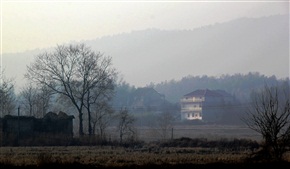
[3,14,289,92]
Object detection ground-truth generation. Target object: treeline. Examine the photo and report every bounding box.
[150,72,287,103]
[109,72,290,125]
[112,72,288,106]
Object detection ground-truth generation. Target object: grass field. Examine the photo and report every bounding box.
[0,125,288,168]
[0,145,289,168]
[134,124,262,142]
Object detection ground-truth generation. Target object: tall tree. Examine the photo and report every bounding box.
[0,70,15,116]
[81,55,116,135]
[26,43,117,136]
[243,82,290,161]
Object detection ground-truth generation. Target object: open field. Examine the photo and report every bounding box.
[0,125,287,168]
[134,124,262,142]
[0,146,289,169]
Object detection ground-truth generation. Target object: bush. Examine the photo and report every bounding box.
[157,137,259,151]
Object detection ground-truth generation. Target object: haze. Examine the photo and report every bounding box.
[0,0,289,90]
[2,1,288,53]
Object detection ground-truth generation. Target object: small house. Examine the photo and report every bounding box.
[180,89,234,123]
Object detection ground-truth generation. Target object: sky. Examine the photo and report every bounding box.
[1,0,289,54]
[0,0,289,90]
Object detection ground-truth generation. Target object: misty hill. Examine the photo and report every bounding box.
[85,14,288,86]
[3,14,288,92]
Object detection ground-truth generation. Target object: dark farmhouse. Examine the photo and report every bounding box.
[131,87,165,111]
[0,111,74,146]
[130,87,173,112]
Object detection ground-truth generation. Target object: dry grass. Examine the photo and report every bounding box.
[0,146,290,169]
[0,146,286,168]
[0,125,288,168]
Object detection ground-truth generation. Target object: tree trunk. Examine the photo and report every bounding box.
[119,128,123,144]
[88,111,92,135]
[79,111,84,136]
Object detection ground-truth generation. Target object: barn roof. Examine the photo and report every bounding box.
[3,115,36,120]
[44,111,74,120]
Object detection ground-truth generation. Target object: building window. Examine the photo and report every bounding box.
[187,113,190,118]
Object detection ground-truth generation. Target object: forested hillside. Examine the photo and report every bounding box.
[113,72,287,106]
[151,72,285,104]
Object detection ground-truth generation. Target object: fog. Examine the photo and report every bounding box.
[1,1,289,91]
[2,14,289,92]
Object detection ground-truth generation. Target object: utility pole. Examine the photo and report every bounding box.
[17,106,20,146]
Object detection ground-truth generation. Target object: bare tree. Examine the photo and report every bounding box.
[26,43,117,136]
[243,82,290,161]
[19,83,53,117]
[81,56,116,135]
[36,85,54,117]
[19,83,38,116]
[0,70,15,116]
[157,111,175,140]
[92,101,114,141]
[117,108,135,144]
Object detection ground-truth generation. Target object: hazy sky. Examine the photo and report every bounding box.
[0,0,289,91]
[1,0,289,54]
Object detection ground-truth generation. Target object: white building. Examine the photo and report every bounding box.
[180,89,233,122]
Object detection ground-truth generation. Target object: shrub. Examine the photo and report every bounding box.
[157,137,259,151]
